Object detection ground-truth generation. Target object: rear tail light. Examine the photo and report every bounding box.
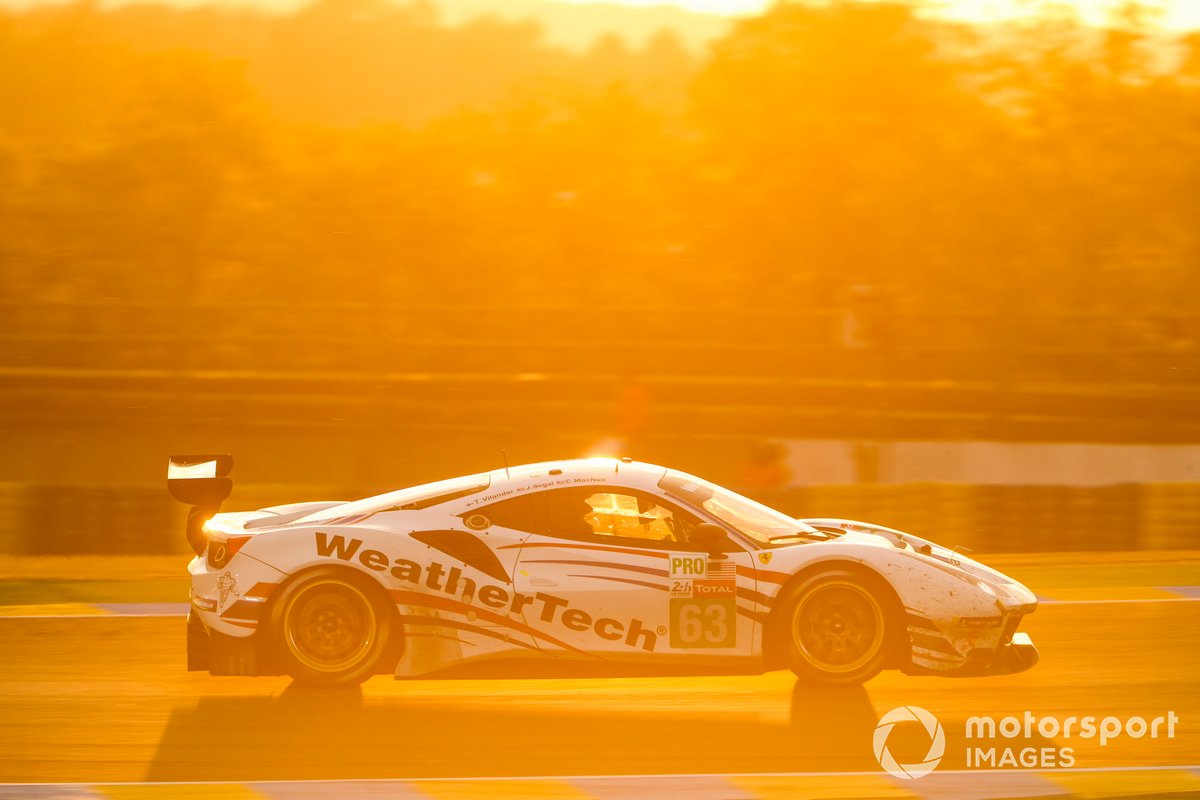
[207,535,251,569]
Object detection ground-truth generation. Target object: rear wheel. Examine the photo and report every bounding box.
[775,569,891,685]
[272,568,391,686]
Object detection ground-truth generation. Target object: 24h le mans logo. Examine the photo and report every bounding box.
[873,706,946,779]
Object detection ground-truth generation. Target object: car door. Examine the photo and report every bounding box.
[394,492,542,657]
[508,486,759,662]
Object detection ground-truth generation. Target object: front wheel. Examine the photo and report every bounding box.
[775,569,892,686]
[271,568,391,686]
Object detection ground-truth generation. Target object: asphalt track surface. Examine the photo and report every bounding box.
[0,560,1198,798]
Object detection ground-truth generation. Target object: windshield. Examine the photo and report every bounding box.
[658,471,818,546]
[296,473,490,523]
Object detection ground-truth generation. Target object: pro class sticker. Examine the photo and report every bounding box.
[668,553,736,648]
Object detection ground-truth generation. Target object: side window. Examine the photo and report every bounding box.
[542,487,704,550]
[461,493,545,535]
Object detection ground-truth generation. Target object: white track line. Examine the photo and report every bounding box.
[1038,597,1200,605]
[2,764,1198,787]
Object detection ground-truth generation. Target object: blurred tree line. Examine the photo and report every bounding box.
[1,0,1197,355]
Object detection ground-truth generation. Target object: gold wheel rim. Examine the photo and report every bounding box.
[283,579,376,674]
[792,580,885,674]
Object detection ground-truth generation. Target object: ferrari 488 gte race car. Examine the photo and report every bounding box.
[170,455,1038,686]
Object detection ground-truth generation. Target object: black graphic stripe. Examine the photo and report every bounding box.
[522,559,668,578]
[567,573,668,592]
[399,615,538,652]
[739,586,774,607]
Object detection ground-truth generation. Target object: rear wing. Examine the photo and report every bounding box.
[168,454,233,554]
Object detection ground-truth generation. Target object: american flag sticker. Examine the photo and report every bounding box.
[706,560,736,579]
[703,558,737,597]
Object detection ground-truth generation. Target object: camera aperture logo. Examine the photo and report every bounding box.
[873,706,945,779]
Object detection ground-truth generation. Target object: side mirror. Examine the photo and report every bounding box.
[691,523,731,557]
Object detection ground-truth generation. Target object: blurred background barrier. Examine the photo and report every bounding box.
[2,0,1197,559]
[0,480,1194,556]
[755,483,1156,552]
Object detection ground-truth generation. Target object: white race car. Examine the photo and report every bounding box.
[170,455,1038,686]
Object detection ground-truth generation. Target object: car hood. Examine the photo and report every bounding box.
[799,517,1027,591]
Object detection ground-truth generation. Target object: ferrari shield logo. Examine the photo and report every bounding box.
[757,552,773,565]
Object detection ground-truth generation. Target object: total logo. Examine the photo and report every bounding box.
[873,706,946,779]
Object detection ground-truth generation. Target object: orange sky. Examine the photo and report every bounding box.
[2,0,1198,32]
[571,0,1200,31]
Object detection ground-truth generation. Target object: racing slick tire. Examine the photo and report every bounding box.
[774,568,896,686]
[270,567,392,686]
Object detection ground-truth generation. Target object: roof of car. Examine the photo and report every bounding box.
[494,457,664,480]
